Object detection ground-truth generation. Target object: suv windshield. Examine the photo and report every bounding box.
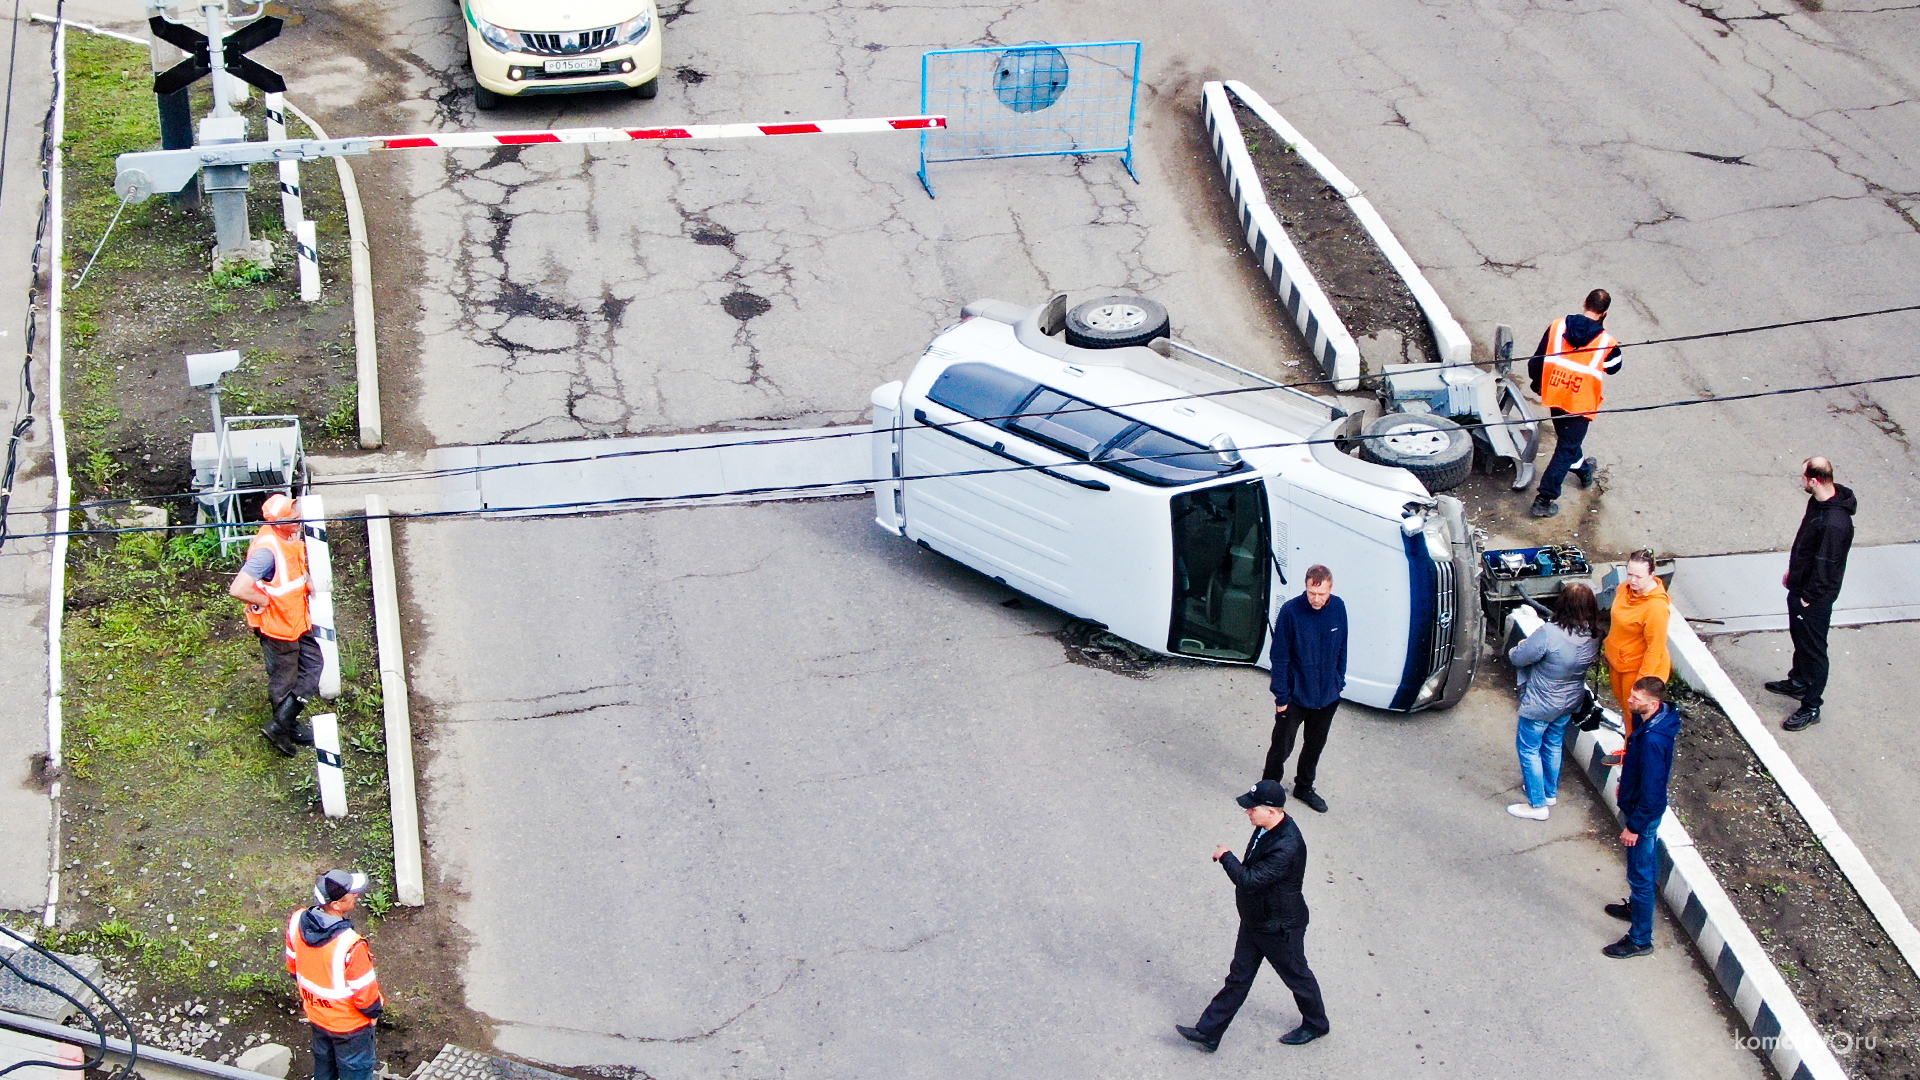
[1168,479,1271,661]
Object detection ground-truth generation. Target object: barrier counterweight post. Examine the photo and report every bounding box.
[917,41,1141,198]
[313,713,347,818]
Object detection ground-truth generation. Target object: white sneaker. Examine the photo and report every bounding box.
[1507,803,1550,820]
[1546,797,1558,806]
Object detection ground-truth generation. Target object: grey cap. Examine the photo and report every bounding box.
[1236,780,1288,809]
[314,869,371,905]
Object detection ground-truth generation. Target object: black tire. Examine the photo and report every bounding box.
[474,83,501,111]
[1357,412,1473,493]
[1063,295,1170,349]
[634,78,659,100]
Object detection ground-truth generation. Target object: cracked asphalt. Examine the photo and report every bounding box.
[280,0,1920,1071]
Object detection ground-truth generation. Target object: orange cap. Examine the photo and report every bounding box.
[262,493,299,522]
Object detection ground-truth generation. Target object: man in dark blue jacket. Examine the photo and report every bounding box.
[1178,780,1330,1052]
[1603,677,1681,958]
[1265,565,1347,813]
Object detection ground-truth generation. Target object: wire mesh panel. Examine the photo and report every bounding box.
[919,41,1141,196]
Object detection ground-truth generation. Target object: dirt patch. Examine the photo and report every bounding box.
[1662,682,1920,1076]
[1230,99,1439,369]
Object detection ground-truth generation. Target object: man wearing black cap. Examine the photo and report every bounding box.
[1176,780,1330,1053]
[285,870,383,1080]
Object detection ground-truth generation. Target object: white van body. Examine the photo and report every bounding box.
[869,297,1482,712]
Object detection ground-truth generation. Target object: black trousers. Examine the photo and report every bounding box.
[1196,923,1329,1040]
[311,1024,375,1080]
[1264,702,1338,789]
[260,630,323,707]
[1535,412,1591,501]
[1787,595,1834,709]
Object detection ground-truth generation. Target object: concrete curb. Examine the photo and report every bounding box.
[280,102,381,450]
[42,19,70,929]
[1208,81,1474,370]
[364,495,424,906]
[2,1007,282,1080]
[1666,614,1920,976]
[1512,609,1844,1079]
[1200,81,1358,390]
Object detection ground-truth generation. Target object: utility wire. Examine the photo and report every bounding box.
[17,326,1920,523]
[11,364,1920,542]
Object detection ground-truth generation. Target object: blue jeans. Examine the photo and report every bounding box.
[1515,713,1571,807]
[1626,818,1662,947]
[1535,413,1591,500]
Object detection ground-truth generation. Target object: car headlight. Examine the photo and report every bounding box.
[611,9,652,45]
[469,10,524,53]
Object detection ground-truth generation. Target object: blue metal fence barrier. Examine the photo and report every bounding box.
[918,40,1142,197]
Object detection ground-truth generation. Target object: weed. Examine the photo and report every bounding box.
[211,259,276,290]
[79,448,122,488]
[321,386,358,440]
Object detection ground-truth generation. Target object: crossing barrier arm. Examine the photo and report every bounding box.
[113,114,947,199]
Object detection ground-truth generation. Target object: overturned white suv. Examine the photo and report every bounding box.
[868,294,1482,712]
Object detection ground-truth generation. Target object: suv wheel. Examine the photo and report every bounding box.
[1063,295,1170,349]
[474,84,501,111]
[634,78,659,100]
[1358,412,1473,492]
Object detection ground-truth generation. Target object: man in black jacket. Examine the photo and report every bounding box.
[1177,780,1329,1053]
[1765,457,1857,731]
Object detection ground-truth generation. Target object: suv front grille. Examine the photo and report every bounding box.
[521,27,618,55]
[1428,558,1455,685]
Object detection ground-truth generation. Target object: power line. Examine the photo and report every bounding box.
[11,364,1920,543]
[18,312,1920,523]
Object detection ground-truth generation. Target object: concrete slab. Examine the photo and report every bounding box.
[461,427,872,518]
[1707,622,1920,933]
[0,948,100,1021]
[1672,544,1920,634]
[0,1026,85,1080]
[408,501,1762,1079]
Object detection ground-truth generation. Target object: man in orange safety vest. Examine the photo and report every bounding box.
[228,493,321,756]
[1526,289,1624,519]
[286,870,384,1080]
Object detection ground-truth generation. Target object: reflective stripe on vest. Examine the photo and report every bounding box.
[1539,318,1616,418]
[285,910,378,1031]
[246,526,313,640]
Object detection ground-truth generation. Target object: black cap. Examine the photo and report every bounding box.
[313,869,371,905]
[1236,780,1288,809]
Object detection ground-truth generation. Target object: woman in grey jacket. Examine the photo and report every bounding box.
[1506,584,1603,820]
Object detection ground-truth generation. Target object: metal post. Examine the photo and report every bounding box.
[148,2,196,206]
[198,0,256,264]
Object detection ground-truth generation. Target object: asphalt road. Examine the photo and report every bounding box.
[277,0,1920,1069]
[405,500,1762,1078]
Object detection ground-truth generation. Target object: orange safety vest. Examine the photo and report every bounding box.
[285,909,382,1034]
[1538,318,1618,418]
[244,525,312,641]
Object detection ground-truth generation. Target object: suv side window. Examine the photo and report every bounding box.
[1101,427,1239,486]
[927,363,1037,421]
[1006,389,1136,459]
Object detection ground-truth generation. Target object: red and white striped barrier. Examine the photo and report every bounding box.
[377,114,945,151]
[116,114,947,200]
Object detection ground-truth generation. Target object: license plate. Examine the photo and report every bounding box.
[544,57,600,74]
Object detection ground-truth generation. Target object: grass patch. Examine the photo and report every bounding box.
[55,31,394,1031]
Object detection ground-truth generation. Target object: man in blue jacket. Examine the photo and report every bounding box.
[1264,565,1347,813]
[1603,676,1682,958]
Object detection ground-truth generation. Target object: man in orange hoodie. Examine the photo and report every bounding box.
[1603,551,1671,763]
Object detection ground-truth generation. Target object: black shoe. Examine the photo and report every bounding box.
[260,722,297,757]
[1602,935,1652,959]
[1279,1024,1328,1046]
[1530,495,1559,519]
[1783,706,1822,731]
[293,722,314,748]
[274,695,311,746]
[1572,457,1598,489]
[1292,787,1328,814]
[1763,679,1807,700]
[1604,901,1632,922]
[1175,1025,1219,1053]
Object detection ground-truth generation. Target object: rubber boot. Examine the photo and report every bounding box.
[261,699,297,757]
[275,694,313,748]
